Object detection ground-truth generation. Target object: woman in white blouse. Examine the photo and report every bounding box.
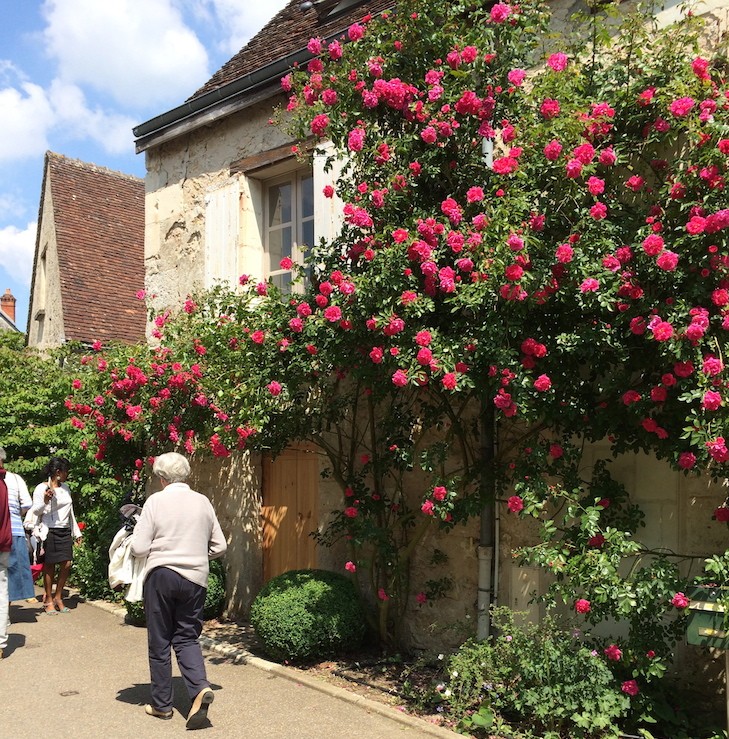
[31,457,81,614]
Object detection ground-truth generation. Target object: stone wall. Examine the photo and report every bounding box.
[27,179,65,348]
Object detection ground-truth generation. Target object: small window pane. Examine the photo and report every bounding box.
[272,272,292,293]
[268,226,292,271]
[302,219,314,251]
[269,183,292,227]
[301,175,314,219]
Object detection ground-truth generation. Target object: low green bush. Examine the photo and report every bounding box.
[445,608,629,739]
[124,559,227,626]
[250,569,366,661]
[203,558,226,620]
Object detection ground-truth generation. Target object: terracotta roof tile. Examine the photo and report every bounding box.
[46,152,146,345]
[190,0,394,100]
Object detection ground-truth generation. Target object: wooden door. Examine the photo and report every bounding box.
[261,446,319,582]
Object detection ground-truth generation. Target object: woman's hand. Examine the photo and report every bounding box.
[43,486,54,503]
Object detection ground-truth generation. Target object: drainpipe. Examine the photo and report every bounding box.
[477,401,497,640]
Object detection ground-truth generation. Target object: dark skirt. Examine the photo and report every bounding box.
[9,534,36,600]
[44,528,73,564]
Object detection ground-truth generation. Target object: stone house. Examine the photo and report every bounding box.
[26,152,146,349]
[133,0,729,663]
[0,290,21,333]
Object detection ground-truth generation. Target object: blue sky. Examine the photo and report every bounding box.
[0,0,289,332]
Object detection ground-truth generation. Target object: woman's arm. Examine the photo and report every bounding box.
[130,502,154,558]
[30,482,52,515]
[208,513,227,560]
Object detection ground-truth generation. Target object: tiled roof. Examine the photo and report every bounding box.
[190,0,394,100]
[46,152,146,345]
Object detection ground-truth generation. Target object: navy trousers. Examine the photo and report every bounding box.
[144,566,209,711]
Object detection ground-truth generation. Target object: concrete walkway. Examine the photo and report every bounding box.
[1,593,455,738]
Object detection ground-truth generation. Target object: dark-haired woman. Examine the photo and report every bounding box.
[31,457,81,614]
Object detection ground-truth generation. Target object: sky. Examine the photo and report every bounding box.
[0,0,290,333]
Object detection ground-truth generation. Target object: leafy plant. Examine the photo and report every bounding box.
[250,569,366,661]
[445,608,629,738]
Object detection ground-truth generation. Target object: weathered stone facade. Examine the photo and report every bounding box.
[137,0,729,679]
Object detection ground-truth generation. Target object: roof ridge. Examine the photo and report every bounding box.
[46,151,143,184]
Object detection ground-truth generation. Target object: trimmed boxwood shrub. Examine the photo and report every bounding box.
[124,558,227,625]
[250,569,366,662]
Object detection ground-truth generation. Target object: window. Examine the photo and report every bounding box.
[265,171,313,293]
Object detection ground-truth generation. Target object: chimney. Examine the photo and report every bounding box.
[1,289,16,323]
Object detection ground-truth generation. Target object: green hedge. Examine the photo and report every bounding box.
[250,569,366,662]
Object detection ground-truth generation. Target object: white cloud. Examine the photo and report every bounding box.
[48,80,137,155]
[0,221,36,285]
[0,83,54,162]
[41,0,211,110]
[0,193,28,222]
[208,0,291,55]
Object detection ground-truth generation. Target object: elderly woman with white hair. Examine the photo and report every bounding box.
[131,452,227,729]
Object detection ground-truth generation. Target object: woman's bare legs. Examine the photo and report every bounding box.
[53,560,72,610]
[42,563,56,611]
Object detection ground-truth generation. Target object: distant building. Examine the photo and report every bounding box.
[26,151,146,349]
[0,289,20,333]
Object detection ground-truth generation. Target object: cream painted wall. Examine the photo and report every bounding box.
[185,451,264,616]
[27,175,66,348]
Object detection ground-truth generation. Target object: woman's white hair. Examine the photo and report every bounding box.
[153,452,191,483]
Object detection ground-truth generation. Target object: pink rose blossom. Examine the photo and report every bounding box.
[590,202,607,220]
[507,68,526,86]
[544,140,563,161]
[555,244,574,263]
[598,147,617,166]
[547,52,568,71]
[669,97,695,117]
[348,23,364,42]
[345,561,356,573]
[574,598,591,614]
[533,374,552,391]
[310,113,329,136]
[652,321,674,342]
[490,3,512,23]
[622,680,639,697]
[671,592,690,609]
[714,506,729,522]
[678,452,696,469]
[656,251,678,271]
[540,98,560,119]
[587,176,605,196]
[507,495,524,513]
[392,369,408,387]
[703,390,723,410]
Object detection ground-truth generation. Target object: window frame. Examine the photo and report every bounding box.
[263,168,314,293]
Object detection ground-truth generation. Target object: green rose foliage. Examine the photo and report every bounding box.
[445,608,630,738]
[0,335,134,597]
[67,0,729,706]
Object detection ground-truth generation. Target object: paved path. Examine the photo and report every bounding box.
[1,594,454,738]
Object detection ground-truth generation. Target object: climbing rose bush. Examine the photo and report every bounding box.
[71,0,729,724]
